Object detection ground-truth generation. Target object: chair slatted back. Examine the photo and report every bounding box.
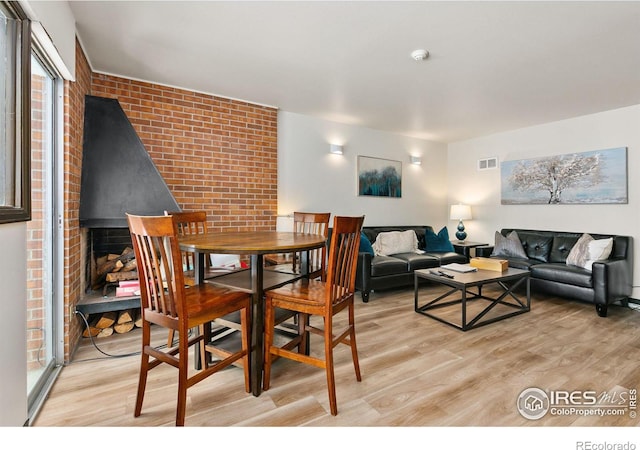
[293,212,331,280]
[165,211,208,272]
[325,216,364,307]
[128,214,185,321]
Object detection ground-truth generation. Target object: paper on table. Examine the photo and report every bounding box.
[440,263,478,273]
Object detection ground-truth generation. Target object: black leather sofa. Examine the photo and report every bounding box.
[475,228,633,317]
[356,226,467,302]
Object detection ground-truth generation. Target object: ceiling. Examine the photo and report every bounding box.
[68,1,640,143]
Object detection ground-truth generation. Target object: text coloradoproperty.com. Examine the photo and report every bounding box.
[552,407,628,416]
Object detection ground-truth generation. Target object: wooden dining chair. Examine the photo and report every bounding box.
[165,210,246,364]
[262,215,365,415]
[294,212,331,280]
[264,212,331,340]
[126,213,251,426]
[164,210,211,348]
[164,210,215,284]
[266,212,331,280]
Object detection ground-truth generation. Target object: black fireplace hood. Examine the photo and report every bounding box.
[80,95,180,228]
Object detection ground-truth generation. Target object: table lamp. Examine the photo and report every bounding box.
[450,204,472,241]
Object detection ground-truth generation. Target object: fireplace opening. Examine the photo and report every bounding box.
[85,228,138,296]
[75,226,142,336]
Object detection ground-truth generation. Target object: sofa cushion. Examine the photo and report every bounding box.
[425,226,454,252]
[550,234,579,263]
[372,230,418,256]
[499,257,540,271]
[370,255,411,277]
[491,230,527,259]
[392,252,440,271]
[426,251,468,265]
[519,233,553,262]
[530,263,593,289]
[566,233,593,269]
[359,232,375,255]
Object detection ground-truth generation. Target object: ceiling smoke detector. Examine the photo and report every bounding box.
[411,49,429,61]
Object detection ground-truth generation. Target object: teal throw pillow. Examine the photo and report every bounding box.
[359,232,375,255]
[425,226,454,252]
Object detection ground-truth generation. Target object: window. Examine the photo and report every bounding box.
[0,2,30,223]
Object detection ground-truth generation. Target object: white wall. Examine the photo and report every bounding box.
[0,223,27,426]
[278,111,450,228]
[1,0,74,427]
[448,104,640,299]
[20,0,76,80]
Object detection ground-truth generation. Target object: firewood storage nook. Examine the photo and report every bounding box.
[76,228,143,338]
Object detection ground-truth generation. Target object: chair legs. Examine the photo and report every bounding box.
[324,304,362,415]
[134,320,152,420]
[135,321,193,426]
[263,301,361,416]
[262,307,307,392]
[324,323,337,415]
[176,336,189,426]
[348,303,362,382]
[135,312,250,426]
[263,302,275,392]
[167,327,208,370]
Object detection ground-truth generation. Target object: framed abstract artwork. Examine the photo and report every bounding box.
[501,147,627,205]
[357,156,402,198]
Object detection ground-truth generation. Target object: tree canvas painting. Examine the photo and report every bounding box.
[358,156,402,198]
[501,147,627,205]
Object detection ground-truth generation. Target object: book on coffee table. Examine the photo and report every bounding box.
[439,263,478,273]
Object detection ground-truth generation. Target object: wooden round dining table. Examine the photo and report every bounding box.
[179,231,327,396]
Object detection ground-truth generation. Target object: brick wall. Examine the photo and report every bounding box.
[90,74,278,231]
[63,41,278,360]
[63,40,94,360]
[26,73,45,370]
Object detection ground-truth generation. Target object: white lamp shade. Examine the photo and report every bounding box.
[450,204,472,221]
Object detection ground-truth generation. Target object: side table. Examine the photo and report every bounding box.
[451,241,487,260]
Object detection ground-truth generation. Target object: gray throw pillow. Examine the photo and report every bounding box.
[491,231,527,259]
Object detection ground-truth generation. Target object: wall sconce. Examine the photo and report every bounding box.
[329,144,343,155]
[410,155,422,165]
[450,204,472,241]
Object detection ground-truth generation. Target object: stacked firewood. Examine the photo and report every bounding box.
[83,247,144,338]
[82,308,143,338]
[92,247,138,291]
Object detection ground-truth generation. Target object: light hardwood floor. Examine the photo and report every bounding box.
[32,284,640,429]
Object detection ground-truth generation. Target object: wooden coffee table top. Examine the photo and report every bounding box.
[415,267,529,287]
